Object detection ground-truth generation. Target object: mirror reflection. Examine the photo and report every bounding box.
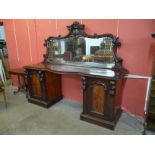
[46,36,114,64]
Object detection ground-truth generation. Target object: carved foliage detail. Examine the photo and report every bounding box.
[38,71,45,83]
[24,69,29,80]
[81,77,87,90]
[109,80,116,96]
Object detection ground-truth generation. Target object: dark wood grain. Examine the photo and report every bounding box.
[32,73,42,97]
[45,71,62,101]
[92,84,105,113]
[25,68,62,108]
[81,76,123,129]
[24,63,124,129]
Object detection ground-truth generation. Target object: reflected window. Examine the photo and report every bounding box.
[46,36,115,64]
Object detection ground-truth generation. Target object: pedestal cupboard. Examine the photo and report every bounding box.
[25,68,62,108]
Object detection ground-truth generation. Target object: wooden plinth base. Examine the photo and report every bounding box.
[80,109,122,130]
[28,96,63,108]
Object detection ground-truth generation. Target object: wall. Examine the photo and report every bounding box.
[2,19,155,116]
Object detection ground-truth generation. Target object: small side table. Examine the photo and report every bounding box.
[9,68,26,94]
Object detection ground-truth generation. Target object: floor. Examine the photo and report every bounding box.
[0,86,154,135]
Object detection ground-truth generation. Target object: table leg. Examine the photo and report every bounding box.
[13,75,25,94]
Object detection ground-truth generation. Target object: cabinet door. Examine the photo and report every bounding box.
[83,78,115,121]
[27,70,47,101]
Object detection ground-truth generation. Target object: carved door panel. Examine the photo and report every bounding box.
[83,77,115,121]
[87,81,107,118]
[90,82,106,114]
[27,70,47,101]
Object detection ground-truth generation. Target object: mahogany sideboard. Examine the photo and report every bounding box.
[24,21,127,130]
[24,62,126,129]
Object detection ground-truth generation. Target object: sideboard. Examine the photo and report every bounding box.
[24,21,127,130]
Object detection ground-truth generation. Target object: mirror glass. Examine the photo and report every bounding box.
[46,36,115,65]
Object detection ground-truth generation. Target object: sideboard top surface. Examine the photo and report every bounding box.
[24,62,126,80]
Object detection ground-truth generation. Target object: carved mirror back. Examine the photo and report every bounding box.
[44,21,122,68]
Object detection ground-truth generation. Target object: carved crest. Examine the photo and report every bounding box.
[67,21,85,36]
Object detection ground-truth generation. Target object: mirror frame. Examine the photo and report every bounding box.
[43,21,122,67]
